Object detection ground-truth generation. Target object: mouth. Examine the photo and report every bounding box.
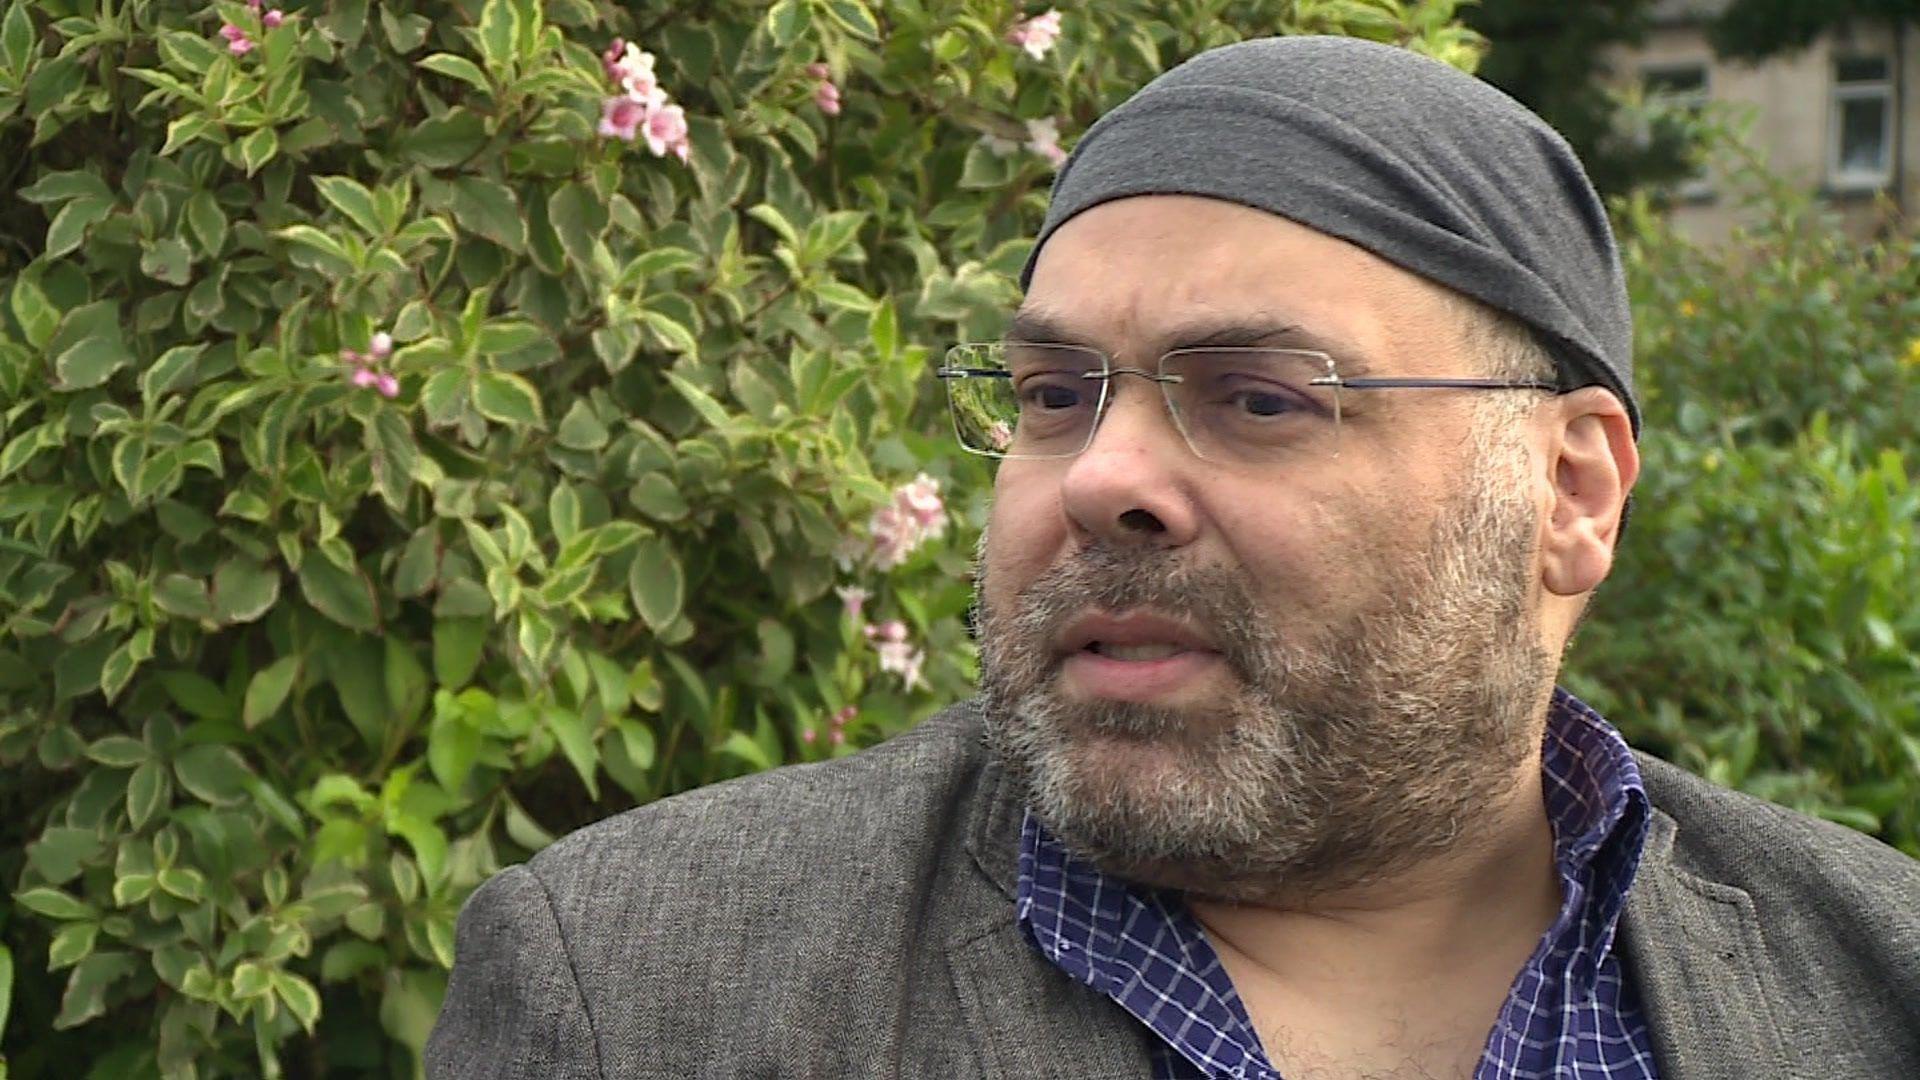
[1055,612,1224,703]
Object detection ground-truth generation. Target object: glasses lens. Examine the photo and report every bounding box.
[942,343,1105,458]
[1160,349,1341,462]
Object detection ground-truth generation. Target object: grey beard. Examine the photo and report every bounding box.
[975,465,1551,905]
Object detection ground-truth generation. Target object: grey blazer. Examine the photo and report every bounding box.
[426,701,1920,1078]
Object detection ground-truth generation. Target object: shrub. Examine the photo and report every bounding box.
[1568,154,1920,856]
[0,1,1485,1074]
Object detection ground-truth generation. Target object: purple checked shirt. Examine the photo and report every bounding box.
[1014,689,1659,1079]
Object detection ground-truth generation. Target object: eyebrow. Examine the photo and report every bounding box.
[1004,308,1376,378]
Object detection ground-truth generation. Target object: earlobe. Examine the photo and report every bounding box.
[1541,390,1638,597]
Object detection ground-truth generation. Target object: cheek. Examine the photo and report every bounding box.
[983,464,1066,607]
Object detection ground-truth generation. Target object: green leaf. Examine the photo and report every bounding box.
[54,952,135,1030]
[472,371,543,426]
[158,670,233,721]
[139,236,192,285]
[822,0,879,40]
[0,943,13,1047]
[126,760,168,829]
[389,816,447,891]
[43,196,112,259]
[47,920,98,970]
[432,617,487,688]
[173,744,252,806]
[27,828,102,884]
[555,400,609,450]
[664,371,731,428]
[450,176,526,251]
[14,886,96,920]
[236,125,278,175]
[615,717,656,770]
[273,970,322,1034]
[244,655,300,728]
[418,52,490,91]
[427,711,480,792]
[477,0,518,71]
[313,174,386,236]
[629,472,688,522]
[10,274,57,349]
[545,707,598,799]
[627,535,684,631]
[3,1,35,76]
[400,108,487,167]
[153,572,212,620]
[547,182,607,267]
[141,343,204,402]
[384,638,429,728]
[765,0,809,47]
[213,557,280,623]
[299,554,379,632]
[185,190,228,257]
[54,334,131,390]
[746,202,800,246]
[85,735,150,767]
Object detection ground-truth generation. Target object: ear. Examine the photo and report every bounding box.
[1540,388,1638,597]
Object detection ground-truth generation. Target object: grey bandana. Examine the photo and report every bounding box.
[1020,35,1639,435]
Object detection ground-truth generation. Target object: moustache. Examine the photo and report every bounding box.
[986,542,1281,686]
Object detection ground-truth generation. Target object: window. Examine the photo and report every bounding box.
[1642,63,1712,199]
[1829,55,1894,190]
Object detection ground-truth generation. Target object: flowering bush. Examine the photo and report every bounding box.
[0,0,1484,1074]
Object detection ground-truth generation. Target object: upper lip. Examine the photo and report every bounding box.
[1056,611,1219,655]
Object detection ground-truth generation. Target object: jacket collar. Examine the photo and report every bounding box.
[1617,786,1798,1080]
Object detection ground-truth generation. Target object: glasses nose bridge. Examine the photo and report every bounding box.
[1083,363,1190,456]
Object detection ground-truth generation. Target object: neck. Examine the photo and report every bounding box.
[1185,752,1561,989]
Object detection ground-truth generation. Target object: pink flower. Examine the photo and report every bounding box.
[643,102,690,160]
[867,473,948,570]
[351,367,380,389]
[262,9,284,28]
[219,23,254,55]
[832,705,858,728]
[806,62,831,79]
[599,95,647,141]
[802,727,818,744]
[830,729,846,747]
[1007,9,1063,61]
[875,640,926,691]
[835,585,870,623]
[368,332,393,361]
[1025,117,1068,168]
[601,37,627,79]
[986,419,1014,449]
[865,619,908,644]
[376,373,399,398]
[607,42,660,101]
[813,79,842,116]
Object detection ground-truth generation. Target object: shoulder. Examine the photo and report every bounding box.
[513,698,997,924]
[1634,749,1920,973]
[1635,750,1920,899]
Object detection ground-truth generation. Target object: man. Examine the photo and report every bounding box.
[427,37,1920,1079]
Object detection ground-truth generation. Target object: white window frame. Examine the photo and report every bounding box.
[1641,62,1713,200]
[1828,55,1895,191]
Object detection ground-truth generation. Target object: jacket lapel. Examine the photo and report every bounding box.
[1617,807,1801,1080]
[945,756,1155,1077]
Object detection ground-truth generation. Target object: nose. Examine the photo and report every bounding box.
[1058,376,1201,547]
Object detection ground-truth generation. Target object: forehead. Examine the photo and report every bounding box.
[1023,195,1464,374]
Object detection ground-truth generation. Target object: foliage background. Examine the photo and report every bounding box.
[1,0,1914,1076]
[0,1,1493,1076]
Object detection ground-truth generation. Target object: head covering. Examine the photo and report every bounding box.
[1020,35,1639,435]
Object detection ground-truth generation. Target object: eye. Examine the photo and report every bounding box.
[1017,377,1087,411]
[1230,389,1297,417]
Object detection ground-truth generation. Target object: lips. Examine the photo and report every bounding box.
[1056,611,1219,659]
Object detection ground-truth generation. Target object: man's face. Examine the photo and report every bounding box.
[976,196,1556,902]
